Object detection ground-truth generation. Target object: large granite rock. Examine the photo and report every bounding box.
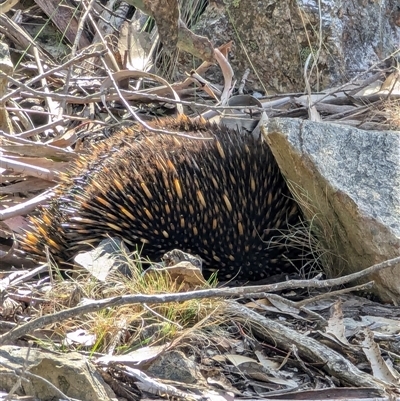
[264,118,400,302]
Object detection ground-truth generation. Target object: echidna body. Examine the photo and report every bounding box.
[21,116,309,280]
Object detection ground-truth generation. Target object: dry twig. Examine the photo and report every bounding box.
[0,256,398,346]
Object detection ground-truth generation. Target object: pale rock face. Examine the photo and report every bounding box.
[0,346,116,400]
[264,117,400,303]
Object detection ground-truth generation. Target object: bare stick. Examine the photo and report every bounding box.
[99,58,211,140]
[0,50,106,103]
[0,188,56,221]
[0,157,59,181]
[0,256,398,345]
[53,0,96,137]
[32,46,57,128]
[227,301,384,390]
[13,119,64,138]
[238,68,250,95]
[0,130,75,157]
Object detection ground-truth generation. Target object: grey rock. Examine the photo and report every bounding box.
[0,346,116,401]
[74,237,133,280]
[264,117,400,302]
[146,350,203,384]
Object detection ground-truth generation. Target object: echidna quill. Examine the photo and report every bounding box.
[20,116,312,280]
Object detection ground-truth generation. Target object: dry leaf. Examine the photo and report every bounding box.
[361,327,400,385]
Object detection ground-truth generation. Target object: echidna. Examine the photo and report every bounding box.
[20,116,311,280]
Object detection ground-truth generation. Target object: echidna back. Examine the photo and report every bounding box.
[21,117,309,280]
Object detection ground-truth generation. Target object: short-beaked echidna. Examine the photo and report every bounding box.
[20,116,310,280]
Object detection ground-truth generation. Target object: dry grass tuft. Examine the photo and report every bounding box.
[270,181,348,280]
[33,251,223,354]
[380,99,400,130]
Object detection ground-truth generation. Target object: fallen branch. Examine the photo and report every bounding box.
[0,256,399,345]
[227,301,385,391]
[0,188,56,221]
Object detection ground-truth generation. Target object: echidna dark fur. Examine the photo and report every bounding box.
[20,116,311,281]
